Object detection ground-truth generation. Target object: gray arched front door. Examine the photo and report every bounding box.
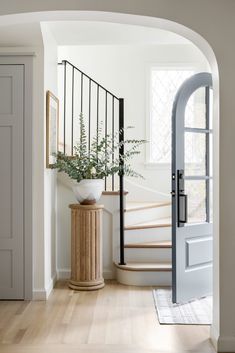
[172,72,213,304]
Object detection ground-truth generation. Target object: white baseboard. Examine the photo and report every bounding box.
[33,289,48,301]
[210,325,219,351]
[33,273,57,301]
[211,326,235,353]
[45,273,57,299]
[217,335,235,352]
[57,268,115,280]
[57,268,71,280]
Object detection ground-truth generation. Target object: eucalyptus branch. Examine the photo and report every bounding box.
[52,113,147,183]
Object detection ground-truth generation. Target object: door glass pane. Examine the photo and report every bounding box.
[185,132,206,176]
[185,87,206,129]
[150,69,194,163]
[185,180,206,223]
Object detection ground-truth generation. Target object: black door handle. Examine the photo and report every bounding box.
[178,193,188,225]
[177,169,188,227]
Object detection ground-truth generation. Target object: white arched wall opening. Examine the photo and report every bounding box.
[0,10,220,351]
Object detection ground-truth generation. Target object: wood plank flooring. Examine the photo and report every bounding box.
[0,281,215,353]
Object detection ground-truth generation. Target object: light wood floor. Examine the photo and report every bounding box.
[0,281,215,353]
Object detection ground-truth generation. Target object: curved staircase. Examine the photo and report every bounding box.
[58,60,172,287]
[115,201,172,286]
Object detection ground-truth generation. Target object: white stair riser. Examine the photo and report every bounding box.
[125,248,171,262]
[125,226,171,244]
[125,205,171,226]
[117,268,172,286]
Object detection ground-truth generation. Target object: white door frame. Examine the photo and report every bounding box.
[0,55,33,300]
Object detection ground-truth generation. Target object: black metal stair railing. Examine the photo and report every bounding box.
[58,60,125,265]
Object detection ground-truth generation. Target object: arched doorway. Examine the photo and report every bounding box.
[0,9,220,349]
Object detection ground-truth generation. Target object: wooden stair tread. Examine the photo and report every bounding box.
[115,262,172,272]
[125,218,171,230]
[124,240,172,249]
[124,201,171,212]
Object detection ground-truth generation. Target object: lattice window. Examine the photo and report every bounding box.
[150,68,194,163]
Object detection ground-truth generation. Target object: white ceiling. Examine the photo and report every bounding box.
[0,20,191,47]
[46,21,190,46]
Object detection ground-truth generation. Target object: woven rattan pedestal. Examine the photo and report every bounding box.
[69,204,105,291]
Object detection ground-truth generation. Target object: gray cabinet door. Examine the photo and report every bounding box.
[172,72,213,303]
[0,65,24,299]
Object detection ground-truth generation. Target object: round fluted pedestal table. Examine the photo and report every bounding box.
[69,204,105,291]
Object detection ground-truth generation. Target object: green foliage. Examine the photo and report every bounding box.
[52,113,147,183]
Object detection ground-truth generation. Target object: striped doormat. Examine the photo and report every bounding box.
[153,289,212,325]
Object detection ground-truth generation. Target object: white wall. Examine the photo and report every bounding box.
[41,23,58,297]
[0,24,55,300]
[31,47,46,296]
[0,26,58,300]
[56,177,76,279]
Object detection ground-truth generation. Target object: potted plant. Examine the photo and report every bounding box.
[53,113,146,204]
